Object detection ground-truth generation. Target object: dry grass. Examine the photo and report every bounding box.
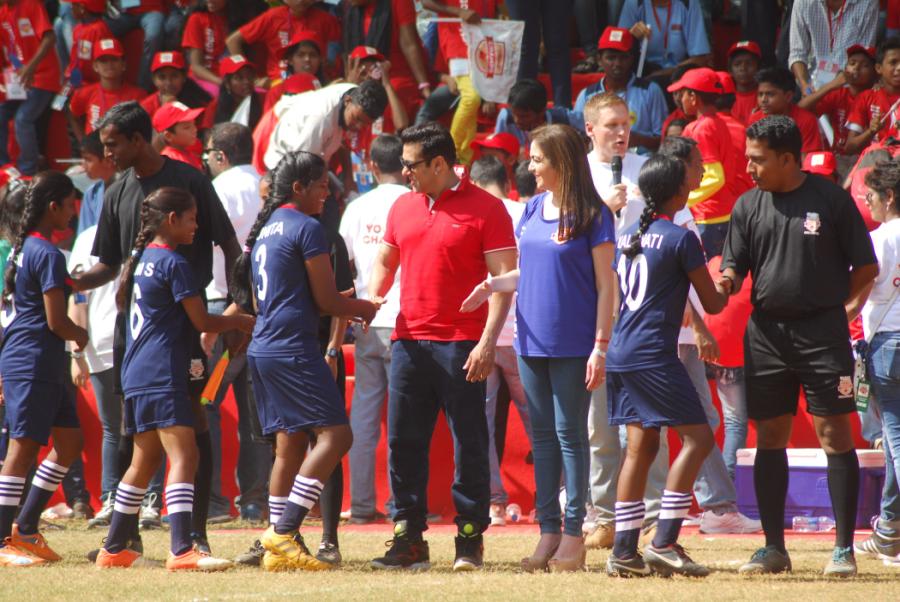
[4,522,899,601]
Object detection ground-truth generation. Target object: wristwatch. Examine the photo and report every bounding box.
[70,350,85,360]
[326,348,340,359]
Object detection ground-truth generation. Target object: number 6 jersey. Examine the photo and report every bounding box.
[121,244,199,397]
[607,217,706,371]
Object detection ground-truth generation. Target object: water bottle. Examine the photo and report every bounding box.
[792,516,818,532]
[816,516,836,532]
[505,503,521,523]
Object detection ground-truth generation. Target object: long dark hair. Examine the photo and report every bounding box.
[530,124,602,240]
[2,172,75,307]
[214,76,263,130]
[230,151,327,312]
[115,187,197,311]
[625,154,687,258]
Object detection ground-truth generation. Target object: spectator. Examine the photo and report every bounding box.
[103,0,165,90]
[65,0,114,87]
[76,130,116,235]
[139,51,213,123]
[845,38,900,154]
[251,73,322,175]
[748,67,824,157]
[505,0,574,108]
[494,79,579,152]
[181,0,230,97]
[153,101,204,171]
[514,159,537,201]
[727,40,762,125]
[660,64,699,141]
[263,31,324,112]
[207,55,263,131]
[470,132,520,195]
[740,0,782,68]
[714,72,754,193]
[664,118,688,138]
[803,150,841,182]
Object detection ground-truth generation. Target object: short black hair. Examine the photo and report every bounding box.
[715,92,736,111]
[658,135,698,161]
[514,160,536,198]
[349,80,388,120]
[470,155,508,190]
[877,36,900,64]
[727,49,761,68]
[209,122,253,166]
[756,67,796,92]
[400,121,456,167]
[96,101,152,143]
[864,158,900,196]
[508,79,547,113]
[369,134,403,173]
[81,130,105,158]
[746,114,802,163]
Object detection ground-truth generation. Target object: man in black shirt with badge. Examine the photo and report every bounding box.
[73,102,241,557]
[720,115,878,578]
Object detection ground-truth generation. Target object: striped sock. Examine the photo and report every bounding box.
[652,490,692,548]
[612,500,645,559]
[105,482,147,554]
[0,475,26,540]
[268,496,287,526]
[165,483,195,556]
[16,460,69,535]
[275,475,324,534]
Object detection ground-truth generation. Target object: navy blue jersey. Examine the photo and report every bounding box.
[606,218,706,371]
[0,235,71,383]
[248,206,329,357]
[121,245,199,396]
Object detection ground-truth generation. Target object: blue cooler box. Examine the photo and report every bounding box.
[735,448,885,529]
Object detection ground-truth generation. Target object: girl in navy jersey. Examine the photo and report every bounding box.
[231,151,377,572]
[605,154,730,578]
[95,187,254,571]
[0,172,88,567]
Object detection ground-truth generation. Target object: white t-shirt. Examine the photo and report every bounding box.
[588,151,647,237]
[67,226,117,374]
[339,182,407,329]
[497,198,525,348]
[863,219,900,336]
[206,164,261,301]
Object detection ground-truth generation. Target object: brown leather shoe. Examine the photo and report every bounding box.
[585,522,614,549]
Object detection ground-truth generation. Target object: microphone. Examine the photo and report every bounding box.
[611,155,623,218]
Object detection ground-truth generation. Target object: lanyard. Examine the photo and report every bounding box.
[827,0,847,53]
[650,1,672,50]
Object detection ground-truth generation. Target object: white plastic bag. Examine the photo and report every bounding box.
[461,19,525,104]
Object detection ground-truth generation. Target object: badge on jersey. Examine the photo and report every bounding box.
[77,40,93,61]
[17,19,34,38]
[803,212,821,236]
[838,375,853,399]
[189,358,205,380]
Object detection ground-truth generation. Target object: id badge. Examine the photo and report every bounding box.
[51,82,72,111]
[855,379,871,412]
[3,67,26,101]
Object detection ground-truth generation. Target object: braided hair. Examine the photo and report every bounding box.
[115,187,197,311]
[229,151,327,312]
[624,154,687,258]
[2,172,75,308]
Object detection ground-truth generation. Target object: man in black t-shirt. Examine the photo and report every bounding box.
[720,115,878,578]
[73,102,240,556]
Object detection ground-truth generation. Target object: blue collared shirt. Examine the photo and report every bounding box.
[572,74,668,146]
[618,0,711,68]
[494,107,578,148]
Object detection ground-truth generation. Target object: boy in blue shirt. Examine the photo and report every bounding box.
[77,130,116,235]
[494,79,578,151]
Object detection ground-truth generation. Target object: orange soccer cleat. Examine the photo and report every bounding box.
[166,548,233,572]
[0,540,46,567]
[9,525,60,562]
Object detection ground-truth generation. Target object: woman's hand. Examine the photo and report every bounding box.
[585,352,606,391]
[460,279,492,313]
[71,356,89,388]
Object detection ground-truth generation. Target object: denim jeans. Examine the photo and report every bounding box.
[53,2,75,70]
[163,6,189,50]
[388,339,490,534]
[91,368,122,498]
[485,346,532,504]
[105,11,164,90]
[0,88,54,175]
[868,331,900,535]
[348,325,393,517]
[710,365,748,481]
[415,84,459,126]
[518,355,591,536]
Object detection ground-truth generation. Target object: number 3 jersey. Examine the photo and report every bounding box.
[248,206,329,357]
[121,244,199,397]
[607,218,706,371]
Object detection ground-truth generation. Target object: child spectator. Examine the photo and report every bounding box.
[471,132,520,195]
[65,0,113,87]
[514,159,536,202]
[103,0,164,91]
[139,51,212,124]
[206,55,263,131]
[715,72,754,193]
[494,79,578,152]
[665,118,689,138]
[845,38,900,155]
[661,65,699,141]
[748,67,824,156]
[76,130,116,235]
[153,101,205,170]
[67,38,146,144]
[802,150,841,183]
[181,0,229,97]
[726,40,761,125]
[0,0,62,175]
[263,30,324,112]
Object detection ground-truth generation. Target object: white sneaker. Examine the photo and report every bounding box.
[489,504,506,527]
[699,510,762,534]
[140,493,162,530]
[88,497,115,528]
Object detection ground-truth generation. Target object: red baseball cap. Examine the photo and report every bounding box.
[93,37,123,60]
[667,67,723,94]
[285,29,323,53]
[349,46,385,62]
[151,51,185,72]
[716,71,736,94]
[219,55,254,78]
[67,0,108,14]
[597,27,634,53]
[803,151,837,176]
[283,72,321,95]
[470,132,520,158]
[152,101,204,132]
[847,44,876,60]
[727,40,762,60]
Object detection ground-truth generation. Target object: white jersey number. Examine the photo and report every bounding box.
[616,254,649,311]
[255,244,268,301]
[129,284,144,339]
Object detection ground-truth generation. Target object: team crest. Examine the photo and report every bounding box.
[189,359,205,380]
[803,212,821,236]
[474,36,505,79]
[838,375,853,398]
[18,19,34,37]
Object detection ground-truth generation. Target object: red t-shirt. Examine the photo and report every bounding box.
[748,104,824,154]
[161,145,203,171]
[383,177,516,341]
[181,11,227,75]
[731,89,757,125]
[719,111,753,195]
[0,0,61,93]
[239,6,341,79]
[683,113,741,223]
[437,0,495,61]
[70,82,147,133]
[846,87,900,142]
[704,255,752,368]
[814,86,859,152]
[66,19,113,85]
[365,0,417,79]
[888,0,900,29]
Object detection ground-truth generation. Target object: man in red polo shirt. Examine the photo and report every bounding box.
[368,122,516,572]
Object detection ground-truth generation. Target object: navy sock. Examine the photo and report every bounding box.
[105,482,146,554]
[16,460,68,534]
[827,449,859,549]
[755,448,788,553]
[612,501,644,559]
[0,475,25,541]
[166,483,195,556]
[275,475,323,535]
[191,431,212,538]
[652,490,692,548]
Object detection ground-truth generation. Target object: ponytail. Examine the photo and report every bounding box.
[625,154,687,258]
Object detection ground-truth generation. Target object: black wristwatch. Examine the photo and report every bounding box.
[326,348,340,359]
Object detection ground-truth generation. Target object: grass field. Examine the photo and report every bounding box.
[4,521,899,601]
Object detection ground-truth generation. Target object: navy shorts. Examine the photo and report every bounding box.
[2,379,79,444]
[607,362,708,428]
[248,354,348,435]
[124,391,195,435]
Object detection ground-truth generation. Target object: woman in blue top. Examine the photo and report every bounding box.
[0,172,88,567]
[605,154,728,578]
[463,124,617,572]
[231,151,377,572]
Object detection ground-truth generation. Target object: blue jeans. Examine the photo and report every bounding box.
[485,346,532,504]
[505,0,574,108]
[388,339,490,534]
[518,355,591,536]
[710,366,748,481]
[868,331,900,534]
[91,368,122,498]
[105,11,164,90]
[53,2,75,70]
[0,88,54,175]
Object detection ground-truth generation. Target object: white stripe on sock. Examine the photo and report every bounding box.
[113,482,148,515]
[32,460,69,491]
[659,490,692,519]
[268,496,287,525]
[165,483,195,515]
[615,501,645,532]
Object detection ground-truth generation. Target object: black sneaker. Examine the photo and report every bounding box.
[316,541,342,566]
[606,552,652,577]
[370,522,430,571]
[234,539,265,567]
[453,523,484,572]
[192,535,212,556]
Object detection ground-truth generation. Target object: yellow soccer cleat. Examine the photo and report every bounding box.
[260,526,334,571]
